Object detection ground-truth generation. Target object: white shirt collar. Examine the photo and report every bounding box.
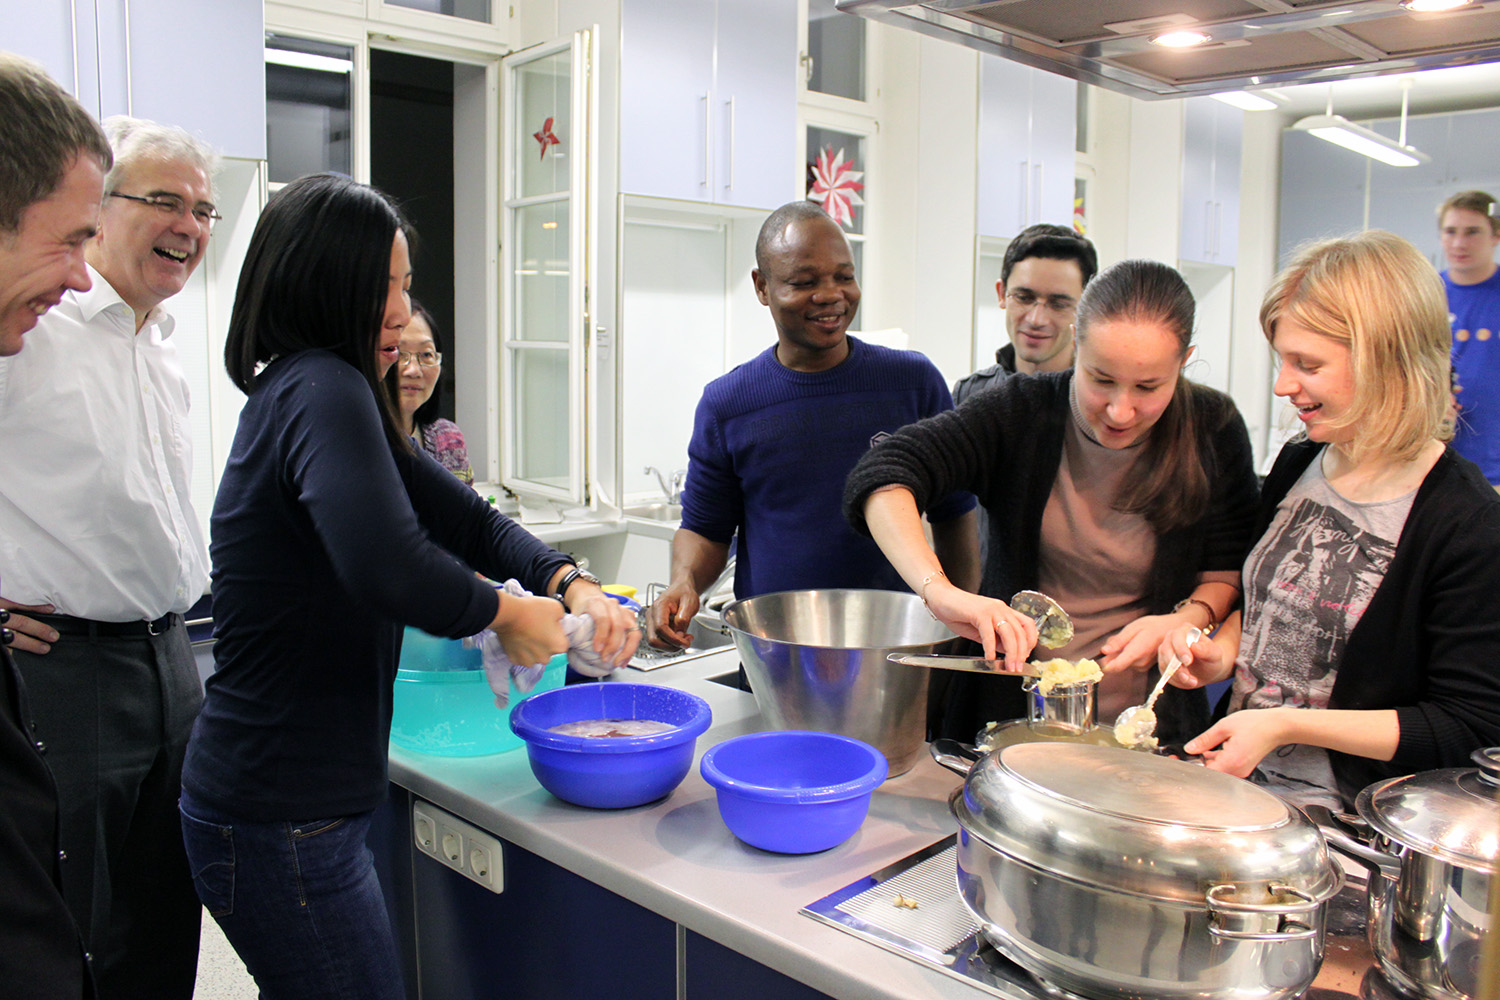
[70,264,176,338]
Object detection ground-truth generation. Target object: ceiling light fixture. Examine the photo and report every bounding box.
[1210,91,1280,111]
[1151,29,1211,47]
[1401,0,1473,12]
[1291,79,1429,167]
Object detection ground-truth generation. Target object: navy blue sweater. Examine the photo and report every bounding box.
[185,351,569,820]
[681,337,973,599]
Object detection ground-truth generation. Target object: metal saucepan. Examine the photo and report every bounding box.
[716,589,958,777]
[1314,748,1499,1000]
[934,741,1343,1000]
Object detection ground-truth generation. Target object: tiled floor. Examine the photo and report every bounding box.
[194,909,257,999]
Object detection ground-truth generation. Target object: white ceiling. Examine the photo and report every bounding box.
[1260,60,1500,121]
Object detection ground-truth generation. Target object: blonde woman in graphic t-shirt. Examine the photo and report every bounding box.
[1159,230,1500,810]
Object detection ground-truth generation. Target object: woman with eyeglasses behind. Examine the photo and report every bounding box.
[180,173,639,1000]
[386,299,473,484]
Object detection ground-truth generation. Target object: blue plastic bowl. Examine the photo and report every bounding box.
[509,683,712,808]
[699,730,887,854]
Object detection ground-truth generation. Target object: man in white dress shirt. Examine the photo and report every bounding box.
[0,116,217,1000]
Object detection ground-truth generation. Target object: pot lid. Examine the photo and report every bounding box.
[1356,748,1500,872]
[957,743,1337,901]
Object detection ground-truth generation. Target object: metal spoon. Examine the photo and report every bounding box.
[1113,627,1201,748]
[1009,590,1074,649]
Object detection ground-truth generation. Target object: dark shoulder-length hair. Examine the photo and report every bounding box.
[383,297,446,434]
[224,172,412,453]
[1074,259,1210,533]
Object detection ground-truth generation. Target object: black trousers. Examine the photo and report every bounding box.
[13,618,202,1000]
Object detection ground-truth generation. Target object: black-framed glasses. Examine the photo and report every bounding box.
[398,350,442,369]
[1005,290,1077,316]
[109,191,222,229]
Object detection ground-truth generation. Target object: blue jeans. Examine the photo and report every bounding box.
[179,790,406,1000]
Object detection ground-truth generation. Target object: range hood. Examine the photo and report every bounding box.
[835,0,1500,100]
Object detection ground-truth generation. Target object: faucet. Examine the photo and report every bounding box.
[644,466,687,504]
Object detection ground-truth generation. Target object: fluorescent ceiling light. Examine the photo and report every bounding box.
[1402,0,1473,11]
[1211,91,1279,111]
[1292,114,1431,166]
[264,49,353,74]
[1151,29,1211,47]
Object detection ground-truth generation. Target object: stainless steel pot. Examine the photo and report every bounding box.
[942,742,1343,1000]
[717,589,957,777]
[1320,748,1499,1000]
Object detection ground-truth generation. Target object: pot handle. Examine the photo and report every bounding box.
[1302,803,1400,880]
[929,738,982,777]
[1205,883,1323,942]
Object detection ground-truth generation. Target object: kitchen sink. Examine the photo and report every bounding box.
[623,501,682,522]
[627,615,734,671]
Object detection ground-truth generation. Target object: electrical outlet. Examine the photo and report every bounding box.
[412,800,504,894]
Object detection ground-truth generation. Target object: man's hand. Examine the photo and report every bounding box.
[0,597,59,655]
[649,581,699,651]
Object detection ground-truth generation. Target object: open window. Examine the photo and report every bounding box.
[499,30,597,506]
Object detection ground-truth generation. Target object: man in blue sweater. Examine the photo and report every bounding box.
[649,201,976,649]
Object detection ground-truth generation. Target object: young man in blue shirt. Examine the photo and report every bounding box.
[1441,189,1500,490]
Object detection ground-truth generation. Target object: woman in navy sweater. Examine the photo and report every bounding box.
[179,174,638,1000]
[1162,230,1500,809]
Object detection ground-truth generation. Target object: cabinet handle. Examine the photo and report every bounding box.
[69,0,79,96]
[1032,161,1043,224]
[1018,161,1029,230]
[1214,201,1223,259]
[123,0,134,115]
[1205,200,1214,258]
[724,96,735,192]
[701,94,710,189]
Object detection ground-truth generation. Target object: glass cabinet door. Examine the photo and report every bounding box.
[500,30,596,504]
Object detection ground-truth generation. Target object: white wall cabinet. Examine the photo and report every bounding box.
[976,54,1076,238]
[1,0,265,160]
[1179,97,1241,267]
[619,0,797,210]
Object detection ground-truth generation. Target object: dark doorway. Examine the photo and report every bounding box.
[372,49,457,423]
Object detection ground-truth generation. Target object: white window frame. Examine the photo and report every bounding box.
[498,29,598,507]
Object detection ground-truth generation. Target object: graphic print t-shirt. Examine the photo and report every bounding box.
[1229,457,1414,808]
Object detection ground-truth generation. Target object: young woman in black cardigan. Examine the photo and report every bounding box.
[844,259,1260,744]
[1161,230,1500,810]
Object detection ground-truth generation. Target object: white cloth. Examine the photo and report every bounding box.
[0,266,208,621]
[476,580,616,708]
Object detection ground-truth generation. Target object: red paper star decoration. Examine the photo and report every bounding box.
[808,145,864,229]
[533,117,561,161]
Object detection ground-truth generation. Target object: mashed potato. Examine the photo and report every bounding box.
[1031,656,1103,694]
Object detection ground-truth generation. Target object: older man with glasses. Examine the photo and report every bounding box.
[0,115,219,1000]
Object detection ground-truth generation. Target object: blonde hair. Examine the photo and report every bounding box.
[1260,230,1451,464]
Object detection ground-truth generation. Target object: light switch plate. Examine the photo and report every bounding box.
[412,800,504,894]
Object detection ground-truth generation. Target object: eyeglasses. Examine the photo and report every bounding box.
[398,350,442,369]
[108,192,222,229]
[1005,290,1077,316]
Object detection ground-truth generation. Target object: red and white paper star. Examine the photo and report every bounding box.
[533,117,561,161]
[808,145,864,229]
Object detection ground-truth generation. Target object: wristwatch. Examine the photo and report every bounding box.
[555,565,602,607]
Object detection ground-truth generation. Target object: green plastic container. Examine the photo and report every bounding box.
[391,628,566,756]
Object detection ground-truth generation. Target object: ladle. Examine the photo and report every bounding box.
[1113,626,1201,749]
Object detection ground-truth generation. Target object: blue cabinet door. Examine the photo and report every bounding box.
[123,0,266,159]
[1278,129,1368,268]
[620,0,718,202]
[978,55,1076,238]
[714,0,797,210]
